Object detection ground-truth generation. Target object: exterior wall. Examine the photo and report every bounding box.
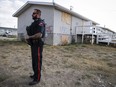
[71,16,84,43]
[18,5,54,45]
[53,9,97,45]
[53,10,88,45]
[71,16,83,35]
[53,10,71,45]
[76,21,97,35]
[9,30,17,36]
[75,21,98,44]
[0,29,5,36]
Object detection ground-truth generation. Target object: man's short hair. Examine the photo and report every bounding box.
[34,9,41,15]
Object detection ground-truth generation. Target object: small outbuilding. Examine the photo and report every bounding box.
[13,1,98,45]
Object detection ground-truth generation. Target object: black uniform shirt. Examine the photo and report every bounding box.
[30,18,44,36]
[29,18,45,46]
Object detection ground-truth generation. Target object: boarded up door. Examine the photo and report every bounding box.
[61,35,68,45]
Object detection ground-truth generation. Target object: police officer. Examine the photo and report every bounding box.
[26,9,44,85]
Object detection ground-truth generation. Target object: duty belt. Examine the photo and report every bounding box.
[32,39,38,43]
[32,38,44,43]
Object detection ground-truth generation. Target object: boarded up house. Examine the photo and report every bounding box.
[13,1,98,45]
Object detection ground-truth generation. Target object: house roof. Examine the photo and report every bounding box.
[13,1,99,25]
[100,27,115,33]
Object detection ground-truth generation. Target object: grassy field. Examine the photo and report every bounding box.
[0,40,116,87]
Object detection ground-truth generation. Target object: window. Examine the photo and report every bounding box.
[61,12,71,25]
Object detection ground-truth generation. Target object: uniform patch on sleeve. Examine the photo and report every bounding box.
[39,22,44,26]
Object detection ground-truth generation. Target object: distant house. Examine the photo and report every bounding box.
[0,27,17,37]
[96,27,116,45]
[76,21,116,44]
[13,1,99,45]
[76,21,98,44]
[96,27,115,34]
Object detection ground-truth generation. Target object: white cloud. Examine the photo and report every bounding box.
[12,0,25,10]
[0,0,53,28]
[0,0,14,14]
[0,0,25,28]
[0,0,116,32]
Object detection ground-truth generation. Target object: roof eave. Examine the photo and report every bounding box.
[100,27,115,33]
[13,1,30,17]
[13,1,54,17]
[13,1,99,25]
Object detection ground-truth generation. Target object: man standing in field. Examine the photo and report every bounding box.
[25,9,45,85]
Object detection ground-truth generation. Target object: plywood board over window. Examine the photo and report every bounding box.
[61,12,71,25]
[61,35,69,45]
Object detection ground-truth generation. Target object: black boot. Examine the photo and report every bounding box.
[29,80,39,85]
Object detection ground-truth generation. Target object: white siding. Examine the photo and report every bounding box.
[71,16,83,35]
[18,7,32,34]
[18,5,54,44]
[54,10,70,34]
[18,5,54,34]
[53,10,71,45]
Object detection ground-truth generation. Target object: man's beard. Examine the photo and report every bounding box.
[32,16,37,20]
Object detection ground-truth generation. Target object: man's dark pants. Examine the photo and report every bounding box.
[31,41,43,81]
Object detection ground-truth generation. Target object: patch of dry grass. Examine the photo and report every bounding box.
[0,40,116,87]
[0,75,9,82]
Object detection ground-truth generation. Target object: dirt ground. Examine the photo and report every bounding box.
[0,40,116,87]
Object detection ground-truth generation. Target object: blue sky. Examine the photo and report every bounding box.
[0,0,116,32]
